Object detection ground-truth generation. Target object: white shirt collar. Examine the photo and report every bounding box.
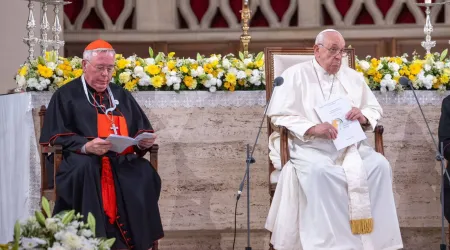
[312,58,340,78]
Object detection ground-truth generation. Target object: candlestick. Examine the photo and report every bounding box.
[240,0,251,58]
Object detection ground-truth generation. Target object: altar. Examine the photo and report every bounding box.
[0,90,447,249]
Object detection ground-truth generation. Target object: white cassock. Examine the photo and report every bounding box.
[265,59,403,250]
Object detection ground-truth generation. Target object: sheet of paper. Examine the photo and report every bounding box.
[105,134,137,153]
[314,97,367,151]
[105,132,156,153]
[134,132,156,142]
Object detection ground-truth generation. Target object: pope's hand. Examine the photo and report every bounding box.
[85,138,112,155]
[346,107,367,124]
[311,122,338,140]
[137,135,157,150]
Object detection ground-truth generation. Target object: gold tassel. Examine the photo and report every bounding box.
[350,218,373,234]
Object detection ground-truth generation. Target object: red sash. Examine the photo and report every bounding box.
[97,114,132,224]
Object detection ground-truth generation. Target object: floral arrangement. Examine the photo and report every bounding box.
[14,49,265,93]
[0,197,115,250]
[356,49,450,92]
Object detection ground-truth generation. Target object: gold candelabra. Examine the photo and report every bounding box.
[240,0,251,58]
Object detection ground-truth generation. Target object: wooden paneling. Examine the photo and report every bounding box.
[64,37,450,59]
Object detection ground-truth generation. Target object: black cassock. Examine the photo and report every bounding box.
[439,95,450,223]
[40,77,164,250]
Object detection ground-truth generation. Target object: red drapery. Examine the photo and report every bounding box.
[64,0,438,29]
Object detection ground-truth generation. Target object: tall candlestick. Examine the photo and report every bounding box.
[240,0,251,58]
[425,0,431,4]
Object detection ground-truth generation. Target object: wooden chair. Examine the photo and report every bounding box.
[264,47,385,249]
[38,105,160,250]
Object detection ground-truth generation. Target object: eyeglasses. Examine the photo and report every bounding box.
[85,60,115,73]
[318,44,348,57]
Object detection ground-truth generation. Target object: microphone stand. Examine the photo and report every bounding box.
[236,79,281,250]
[403,80,449,250]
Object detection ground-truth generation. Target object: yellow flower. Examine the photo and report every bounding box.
[168,52,175,59]
[191,63,198,70]
[245,69,252,76]
[399,66,410,76]
[18,65,27,76]
[145,65,161,75]
[409,75,416,82]
[225,73,237,85]
[37,64,53,78]
[211,60,219,68]
[229,85,235,91]
[73,69,83,78]
[409,63,422,75]
[167,60,176,70]
[184,76,194,87]
[224,81,230,89]
[124,79,138,91]
[116,59,130,70]
[255,59,264,68]
[367,68,377,76]
[204,64,213,74]
[151,75,164,88]
[395,57,403,65]
[370,58,379,68]
[62,77,74,86]
[136,61,141,66]
[180,66,189,73]
[440,74,449,84]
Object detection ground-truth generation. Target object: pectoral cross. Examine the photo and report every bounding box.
[110,124,118,135]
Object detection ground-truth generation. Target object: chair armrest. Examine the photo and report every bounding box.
[137,144,159,172]
[374,125,384,156]
[280,126,290,168]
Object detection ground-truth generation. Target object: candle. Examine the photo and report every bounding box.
[425,0,431,3]
[244,0,248,5]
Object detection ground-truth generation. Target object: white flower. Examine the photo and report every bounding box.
[16,75,26,88]
[249,75,261,86]
[134,66,146,78]
[196,66,204,75]
[162,66,169,73]
[217,71,224,78]
[176,59,183,67]
[222,58,231,69]
[49,243,65,250]
[61,231,83,249]
[119,72,131,84]
[27,78,38,88]
[56,68,64,76]
[81,229,93,238]
[21,237,45,249]
[228,67,238,75]
[138,75,151,86]
[359,60,370,71]
[393,71,400,77]
[243,58,252,66]
[209,86,217,92]
[216,79,222,87]
[145,58,155,65]
[190,69,199,77]
[166,76,181,86]
[46,62,57,70]
[173,83,180,90]
[424,64,432,71]
[70,57,82,68]
[388,62,400,72]
[45,218,59,232]
[237,71,247,79]
[435,61,445,70]
[383,74,392,80]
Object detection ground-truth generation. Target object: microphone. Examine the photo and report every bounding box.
[236,76,284,199]
[232,76,283,250]
[398,76,449,250]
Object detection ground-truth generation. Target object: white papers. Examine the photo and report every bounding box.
[314,97,366,151]
[105,132,155,153]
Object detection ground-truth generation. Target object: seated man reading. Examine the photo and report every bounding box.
[265,29,403,250]
[40,40,164,250]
